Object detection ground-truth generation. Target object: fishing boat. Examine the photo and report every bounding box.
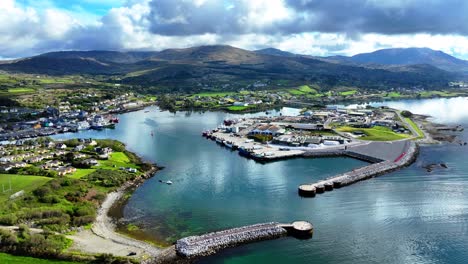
[166,180,173,185]
[238,147,252,157]
[215,138,223,144]
[90,121,105,130]
[76,121,90,130]
[224,141,233,149]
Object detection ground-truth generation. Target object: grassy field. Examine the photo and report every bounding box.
[68,169,96,179]
[289,85,318,96]
[97,152,139,171]
[6,88,36,93]
[386,92,401,98]
[0,253,77,264]
[337,126,411,141]
[404,117,425,139]
[227,105,251,111]
[339,90,357,96]
[0,174,51,202]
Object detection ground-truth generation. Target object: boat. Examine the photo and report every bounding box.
[104,123,116,129]
[76,121,90,130]
[166,180,173,185]
[215,138,223,144]
[252,152,265,159]
[144,111,150,113]
[90,121,105,130]
[151,131,154,137]
[238,147,253,157]
[225,141,233,149]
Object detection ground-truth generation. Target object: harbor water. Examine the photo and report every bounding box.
[54,98,468,264]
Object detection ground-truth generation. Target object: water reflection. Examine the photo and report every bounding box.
[345,97,468,124]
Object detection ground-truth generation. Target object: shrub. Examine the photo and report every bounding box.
[33,186,51,198]
[0,214,18,225]
[0,229,18,246]
[401,110,413,118]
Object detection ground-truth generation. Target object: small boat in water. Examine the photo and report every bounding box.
[166,180,173,185]
[215,138,223,144]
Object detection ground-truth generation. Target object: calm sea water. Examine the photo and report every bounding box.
[54,98,468,264]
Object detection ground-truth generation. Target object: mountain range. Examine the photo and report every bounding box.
[0,45,465,92]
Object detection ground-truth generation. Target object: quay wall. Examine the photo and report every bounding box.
[299,142,418,197]
[343,151,384,163]
[175,223,287,258]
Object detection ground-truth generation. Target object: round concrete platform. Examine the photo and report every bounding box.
[298,185,316,197]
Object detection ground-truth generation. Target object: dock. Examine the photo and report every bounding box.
[299,141,418,197]
[206,130,419,198]
[175,221,313,258]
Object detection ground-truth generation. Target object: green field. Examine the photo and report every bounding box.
[6,88,36,93]
[404,117,425,139]
[0,253,77,264]
[386,92,401,98]
[227,105,250,111]
[289,85,318,96]
[68,169,96,179]
[339,90,357,96]
[337,126,411,141]
[97,152,139,171]
[0,174,51,202]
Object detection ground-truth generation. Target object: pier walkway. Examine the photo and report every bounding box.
[299,141,418,197]
[175,221,313,258]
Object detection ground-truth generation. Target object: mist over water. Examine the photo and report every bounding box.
[54,99,468,264]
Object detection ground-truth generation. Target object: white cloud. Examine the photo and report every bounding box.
[2,0,468,61]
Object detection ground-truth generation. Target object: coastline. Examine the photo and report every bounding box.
[69,165,162,260]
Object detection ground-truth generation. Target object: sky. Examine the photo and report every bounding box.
[2,0,468,59]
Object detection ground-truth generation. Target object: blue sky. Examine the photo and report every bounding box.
[2,0,468,59]
[16,0,124,16]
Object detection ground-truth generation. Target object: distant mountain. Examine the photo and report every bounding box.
[254,48,298,57]
[0,45,458,92]
[333,48,468,72]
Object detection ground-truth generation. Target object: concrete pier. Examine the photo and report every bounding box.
[299,141,418,197]
[207,131,419,198]
[175,221,313,258]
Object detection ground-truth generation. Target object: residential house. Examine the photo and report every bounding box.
[56,143,67,149]
[74,145,85,151]
[83,158,98,166]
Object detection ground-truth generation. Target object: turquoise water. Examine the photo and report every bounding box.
[54,99,468,264]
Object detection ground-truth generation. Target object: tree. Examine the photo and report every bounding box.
[401,110,413,118]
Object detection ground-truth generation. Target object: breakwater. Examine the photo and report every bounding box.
[175,222,313,259]
[299,141,418,197]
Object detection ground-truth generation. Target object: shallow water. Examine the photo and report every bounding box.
[54,99,468,264]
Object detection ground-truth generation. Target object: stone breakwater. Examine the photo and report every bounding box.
[299,141,418,197]
[175,223,288,258]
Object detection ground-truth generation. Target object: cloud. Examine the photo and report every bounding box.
[146,0,293,35]
[3,0,468,60]
[283,0,468,35]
